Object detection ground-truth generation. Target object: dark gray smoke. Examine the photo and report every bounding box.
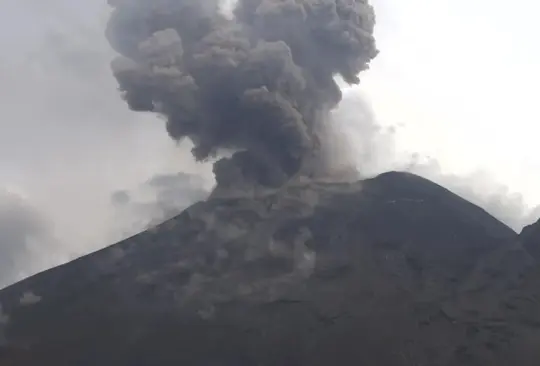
[106,0,378,189]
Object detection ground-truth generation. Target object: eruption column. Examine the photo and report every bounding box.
[106,0,378,189]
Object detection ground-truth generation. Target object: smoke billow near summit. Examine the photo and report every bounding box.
[106,0,378,190]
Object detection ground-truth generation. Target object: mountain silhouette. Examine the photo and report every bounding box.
[1,171,539,365]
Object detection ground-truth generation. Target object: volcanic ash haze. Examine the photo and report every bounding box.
[106,0,378,189]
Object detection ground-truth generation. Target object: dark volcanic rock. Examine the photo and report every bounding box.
[1,171,539,365]
[521,219,540,259]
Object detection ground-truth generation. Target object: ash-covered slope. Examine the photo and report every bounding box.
[521,219,540,260]
[1,171,539,366]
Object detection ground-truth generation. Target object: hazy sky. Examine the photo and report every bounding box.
[360,0,540,202]
[0,0,539,286]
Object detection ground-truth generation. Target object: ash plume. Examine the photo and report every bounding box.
[106,0,378,189]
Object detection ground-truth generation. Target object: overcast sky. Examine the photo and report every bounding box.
[0,0,539,287]
[360,0,540,202]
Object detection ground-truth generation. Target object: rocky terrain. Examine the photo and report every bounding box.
[520,219,540,260]
[1,171,540,365]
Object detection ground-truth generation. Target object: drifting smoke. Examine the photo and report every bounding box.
[144,172,209,218]
[405,158,540,232]
[111,172,209,236]
[0,190,60,288]
[106,0,378,189]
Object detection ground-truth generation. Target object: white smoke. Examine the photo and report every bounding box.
[333,88,540,231]
[0,0,214,287]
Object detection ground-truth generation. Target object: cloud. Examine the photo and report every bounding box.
[406,159,540,231]
[334,89,540,232]
[0,189,63,288]
[0,0,214,286]
[110,172,211,238]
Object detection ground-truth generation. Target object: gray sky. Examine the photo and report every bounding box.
[0,0,214,286]
[0,0,539,287]
[359,0,540,204]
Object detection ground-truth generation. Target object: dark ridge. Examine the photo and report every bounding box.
[365,171,517,237]
[1,171,539,366]
[520,219,540,259]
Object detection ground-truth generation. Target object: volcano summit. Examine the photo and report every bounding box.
[1,172,540,365]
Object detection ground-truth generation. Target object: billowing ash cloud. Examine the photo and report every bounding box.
[106,0,378,189]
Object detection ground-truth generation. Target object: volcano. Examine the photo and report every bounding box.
[1,171,540,365]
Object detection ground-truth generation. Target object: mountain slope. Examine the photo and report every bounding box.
[521,219,540,259]
[1,171,538,365]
